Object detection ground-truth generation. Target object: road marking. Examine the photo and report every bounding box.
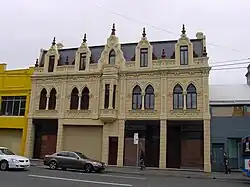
[28,174,132,187]
[80,173,146,180]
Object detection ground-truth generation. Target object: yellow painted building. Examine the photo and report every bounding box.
[0,63,34,155]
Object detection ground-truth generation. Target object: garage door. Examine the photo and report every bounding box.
[0,129,22,155]
[63,126,103,160]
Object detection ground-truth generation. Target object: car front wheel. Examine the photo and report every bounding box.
[0,160,9,171]
[84,164,93,173]
[49,161,58,170]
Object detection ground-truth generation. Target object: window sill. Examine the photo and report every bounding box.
[128,109,157,114]
[171,109,199,112]
[66,109,91,114]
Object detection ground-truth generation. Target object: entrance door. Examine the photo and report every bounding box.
[211,143,224,172]
[167,125,181,168]
[108,137,118,165]
[40,134,57,158]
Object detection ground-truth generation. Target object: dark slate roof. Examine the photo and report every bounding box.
[39,39,203,66]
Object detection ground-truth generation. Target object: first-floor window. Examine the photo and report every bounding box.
[0,96,26,116]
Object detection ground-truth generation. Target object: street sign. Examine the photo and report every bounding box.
[134,133,139,145]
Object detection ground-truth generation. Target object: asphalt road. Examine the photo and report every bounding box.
[0,166,249,187]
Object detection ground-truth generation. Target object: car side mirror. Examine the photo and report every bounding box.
[77,157,80,160]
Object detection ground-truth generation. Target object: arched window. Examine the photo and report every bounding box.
[109,50,116,65]
[173,84,183,109]
[48,88,57,110]
[70,87,79,110]
[81,87,89,110]
[39,88,47,110]
[145,85,154,109]
[132,85,142,110]
[186,84,197,109]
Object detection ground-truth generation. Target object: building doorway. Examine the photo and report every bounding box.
[33,119,58,159]
[167,120,204,169]
[108,136,118,165]
[211,143,224,172]
[123,120,160,167]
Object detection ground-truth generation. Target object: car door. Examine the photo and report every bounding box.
[67,152,81,169]
[56,151,69,167]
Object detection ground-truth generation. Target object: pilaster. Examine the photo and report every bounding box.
[101,125,109,164]
[117,119,125,166]
[24,118,34,158]
[56,119,63,152]
[203,119,211,172]
[159,120,167,168]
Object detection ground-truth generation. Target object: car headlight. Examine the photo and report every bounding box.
[11,159,19,163]
[92,162,101,166]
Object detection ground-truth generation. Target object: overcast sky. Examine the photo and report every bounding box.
[0,0,249,85]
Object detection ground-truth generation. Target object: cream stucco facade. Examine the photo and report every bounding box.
[25,24,211,172]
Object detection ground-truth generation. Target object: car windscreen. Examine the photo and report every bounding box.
[0,148,15,155]
[74,152,88,159]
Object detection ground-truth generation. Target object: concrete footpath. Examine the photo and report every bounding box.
[30,159,248,182]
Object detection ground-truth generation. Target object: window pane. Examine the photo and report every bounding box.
[109,56,116,65]
[145,95,149,109]
[150,95,154,109]
[180,52,184,65]
[140,48,148,67]
[13,101,20,116]
[20,100,26,108]
[1,101,6,115]
[6,100,13,115]
[137,95,142,108]
[68,152,78,158]
[132,95,137,109]
[178,94,183,108]
[1,96,7,100]
[187,94,192,109]
[173,94,178,109]
[19,108,25,116]
[191,93,197,108]
[79,54,86,70]
[20,96,26,100]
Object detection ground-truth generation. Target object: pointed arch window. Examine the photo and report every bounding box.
[48,88,57,110]
[173,84,183,109]
[109,50,116,65]
[186,84,197,109]
[132,86,142,110]
[145,85,154,109]
[39,88,47,110]
[81,87,89,110]
[70,87,79,110]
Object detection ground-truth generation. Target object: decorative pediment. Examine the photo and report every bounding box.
[136,28,152,49]
[135,28,153,68]
[44,37,60,72]
[176,24,192,45]
[98,23,126,67]
[175,25,194,65]
[75,33,92,71]
[46,37,60,57]
[77,34,91,54]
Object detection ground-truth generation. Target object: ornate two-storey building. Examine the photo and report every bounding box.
[25,24,211,172]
